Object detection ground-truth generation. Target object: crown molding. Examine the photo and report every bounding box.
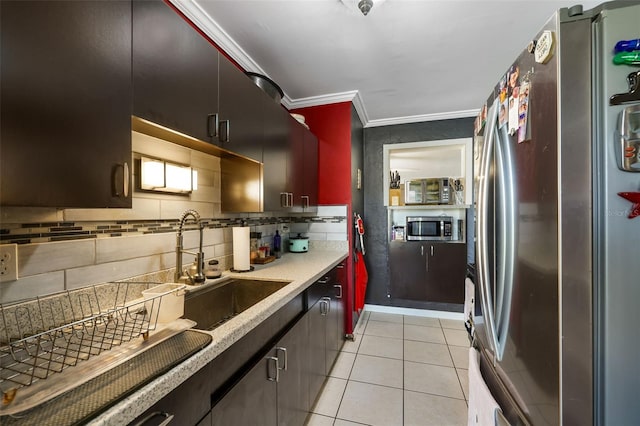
[170,0,267,75]
[283,91,369,127]
[364,109,480,128]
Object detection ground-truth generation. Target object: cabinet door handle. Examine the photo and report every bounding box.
[323,297,332,313]
[288,192,294,207]
[207,113,219,138]
[301,195,310,209]
[334,284,343,299]
[220,119,230,143]
[266,356,280,382]
[114,162,130,198]
[431,245,434,256]
[276,347,288,371]
[319,299,328,316]
[280,192,289,207]
[123,162,129,198]
[131,411,174,426]
[317,276,330,284]
[421,245,424,256]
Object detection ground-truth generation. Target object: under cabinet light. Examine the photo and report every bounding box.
[140,156,197,194]
[140,157,165,189]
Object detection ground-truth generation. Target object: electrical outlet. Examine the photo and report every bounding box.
[0,244,18,282]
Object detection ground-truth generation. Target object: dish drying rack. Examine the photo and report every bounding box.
[0,282,180,407]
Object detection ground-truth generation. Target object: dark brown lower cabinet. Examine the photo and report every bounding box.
[389,241,466,304]
[275,315,310,426]
[326,274,345,375]
[210,354,277,426]
[308,296,327,402]
[210,314,309,426]
[307,270,345,402]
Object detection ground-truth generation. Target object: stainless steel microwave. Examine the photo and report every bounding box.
[406,216,453,241]
[404,178,452,205]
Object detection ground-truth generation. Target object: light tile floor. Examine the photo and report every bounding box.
[306,311,470,426]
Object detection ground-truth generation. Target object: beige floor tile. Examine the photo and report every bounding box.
[358,335,403,360]
[404,340,453,367]
[368,311,403,323]
[404,315,441,327]
[341,335,363,354]
[449,345,469,369]
[311,377,348,417]
[457,368,469,401]
[404,324,446,344]
[305,413,335,426]
[443,328,470,347]
[363,320,403,339]
[350,354,403,388]
[404,361,465,399]
[439,318,466,330]
[334,420,369,426]
[336,381,403,426]
[404,390,467,426]
[329,351,357,379]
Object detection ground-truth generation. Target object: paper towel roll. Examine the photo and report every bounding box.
[233,227,250,271]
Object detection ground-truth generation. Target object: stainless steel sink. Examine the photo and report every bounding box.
[183,278,290,330]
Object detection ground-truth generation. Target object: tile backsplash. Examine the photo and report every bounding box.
[0,205,347,304]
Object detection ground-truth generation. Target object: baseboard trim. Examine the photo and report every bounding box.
[363,304,465,320]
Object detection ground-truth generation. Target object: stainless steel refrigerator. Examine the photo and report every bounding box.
[470,2,640,425]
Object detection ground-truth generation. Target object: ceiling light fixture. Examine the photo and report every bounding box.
[341,0,385,16]
[358,0,373,15]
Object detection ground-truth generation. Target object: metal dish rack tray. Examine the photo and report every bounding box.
[0,282,177,406]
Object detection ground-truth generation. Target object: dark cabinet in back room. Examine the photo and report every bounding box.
[133,0,219,144]
[389,241,466,304]
[0,0,132,208]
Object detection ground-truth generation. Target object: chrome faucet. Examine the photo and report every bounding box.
[175,209,206,284]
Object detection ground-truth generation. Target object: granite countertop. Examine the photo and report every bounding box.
[89,243,349,425]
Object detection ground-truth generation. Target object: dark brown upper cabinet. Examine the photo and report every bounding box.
[133,0,219,144]
[218,58,266,162]
[1,0,132,208]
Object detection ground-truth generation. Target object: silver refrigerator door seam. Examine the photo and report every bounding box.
[476,100,500,363]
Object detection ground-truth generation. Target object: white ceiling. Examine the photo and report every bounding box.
[172,0,600,127]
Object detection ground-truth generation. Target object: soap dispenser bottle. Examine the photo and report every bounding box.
[273,230,282,258]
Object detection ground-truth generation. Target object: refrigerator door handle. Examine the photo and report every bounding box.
[494,122,517,361]
[477,100,500,362]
